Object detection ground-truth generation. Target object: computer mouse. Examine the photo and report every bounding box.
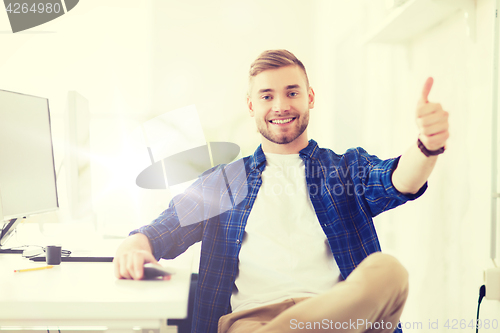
[142,263,175,280]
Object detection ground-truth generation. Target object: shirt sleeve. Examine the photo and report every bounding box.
[351,147,427,217]
[129,164,227,260]
[129,182,205,260]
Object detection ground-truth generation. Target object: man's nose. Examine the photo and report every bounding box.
[272,97,290,112]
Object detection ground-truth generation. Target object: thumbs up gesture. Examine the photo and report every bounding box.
[416,77,449,152]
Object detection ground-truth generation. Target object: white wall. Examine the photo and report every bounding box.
[309,0,500,330]
[0,1,154,235]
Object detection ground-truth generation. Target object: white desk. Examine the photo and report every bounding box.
[0,252,191,332]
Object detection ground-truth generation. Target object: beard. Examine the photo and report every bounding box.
[256,110,309,145]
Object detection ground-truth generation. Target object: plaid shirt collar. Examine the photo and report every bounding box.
[249,139,320,172]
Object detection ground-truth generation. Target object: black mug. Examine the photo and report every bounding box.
[46,245,62,265]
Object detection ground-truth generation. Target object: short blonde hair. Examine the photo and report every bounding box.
[248,49,309,94]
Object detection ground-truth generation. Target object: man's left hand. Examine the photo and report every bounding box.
[415,77,449,151]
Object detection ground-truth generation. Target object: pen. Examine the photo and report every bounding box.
[14,265,54,273]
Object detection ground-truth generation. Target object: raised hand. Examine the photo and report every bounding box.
[416,77,449,152]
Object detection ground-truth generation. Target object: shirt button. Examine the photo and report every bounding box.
[245,204,250,209]
[323,224,327,227]
[236,239,241,244]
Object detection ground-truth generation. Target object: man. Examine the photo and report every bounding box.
[114,50,449,333]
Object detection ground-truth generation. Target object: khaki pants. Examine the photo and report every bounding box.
[218,252,409,333]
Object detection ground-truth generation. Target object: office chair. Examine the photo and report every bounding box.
[167,273,198,333]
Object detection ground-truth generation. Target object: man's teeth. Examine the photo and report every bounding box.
[271,118,294,124]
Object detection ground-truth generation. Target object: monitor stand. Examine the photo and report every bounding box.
[0,218,23,252]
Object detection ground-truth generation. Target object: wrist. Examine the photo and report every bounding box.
[417,138,445,157]
[130,233,153,253]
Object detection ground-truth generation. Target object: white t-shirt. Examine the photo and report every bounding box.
[231,152,341,313]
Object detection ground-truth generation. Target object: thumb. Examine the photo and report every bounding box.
[418,77,433,105]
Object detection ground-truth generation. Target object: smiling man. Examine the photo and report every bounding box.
[248,64,313,151]
[114,50,449,333]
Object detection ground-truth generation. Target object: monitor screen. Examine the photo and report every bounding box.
[0,90,59,223]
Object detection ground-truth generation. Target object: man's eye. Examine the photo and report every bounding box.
[289,92,298,97]
[262,95,272,100]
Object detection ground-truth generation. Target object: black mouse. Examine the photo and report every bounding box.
[142,263,175,280]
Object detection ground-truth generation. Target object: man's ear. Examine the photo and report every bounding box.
[308,87,315,109]
[247,95,255,117]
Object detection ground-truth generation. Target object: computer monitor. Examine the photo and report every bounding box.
[0,90,59,247]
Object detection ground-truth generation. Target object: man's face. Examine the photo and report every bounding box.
[247,65,315,147]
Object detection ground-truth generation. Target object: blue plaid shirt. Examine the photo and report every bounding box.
[131,139,426,333]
